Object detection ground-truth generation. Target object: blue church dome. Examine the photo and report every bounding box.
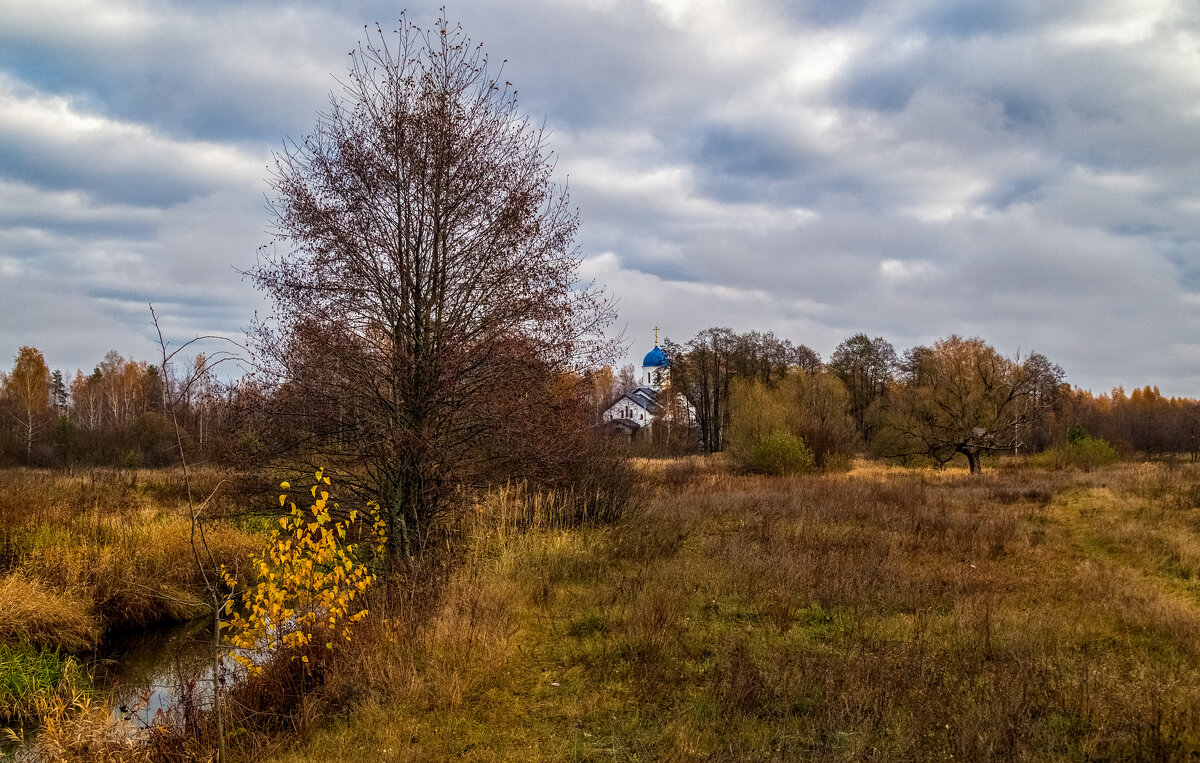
[642,345,669,368]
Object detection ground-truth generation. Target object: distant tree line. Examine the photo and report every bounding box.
[598,328,1200,471]
[5,328,1199,473]
[1056,385,1200,457]
[0,346,265,468]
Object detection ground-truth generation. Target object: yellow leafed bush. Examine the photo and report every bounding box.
[222,469,386,672]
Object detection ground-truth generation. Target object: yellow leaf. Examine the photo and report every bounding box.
[280,481,290,489]
[279,494,286,507]
[280,517,288,529]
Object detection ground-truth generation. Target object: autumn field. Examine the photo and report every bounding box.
[4,458,1200,761]
[269,458,1200,761]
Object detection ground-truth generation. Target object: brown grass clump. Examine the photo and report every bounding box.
[0,576,98,652]
[18,513,258,629]
[0,467,262,634]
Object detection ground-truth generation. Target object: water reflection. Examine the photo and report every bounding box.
[100,617,219,728]
[2,618,250,761]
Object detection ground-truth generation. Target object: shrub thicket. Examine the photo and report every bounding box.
[727,372,855,473]
[746,431,814,475]
[1029,434,1120,470]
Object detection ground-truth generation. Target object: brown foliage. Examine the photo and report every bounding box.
[249,15,617,560]
[885,336,1063,473]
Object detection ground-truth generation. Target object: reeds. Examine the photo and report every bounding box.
[0,576,97,652]
[0,467,260,639]
[9,666,154,763]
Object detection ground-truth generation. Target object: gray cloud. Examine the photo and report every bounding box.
[1,0,1199,396]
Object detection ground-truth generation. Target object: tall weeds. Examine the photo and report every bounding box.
[0,467,259,639]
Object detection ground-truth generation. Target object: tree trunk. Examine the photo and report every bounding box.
[212,601,226,763]
[961,446,982,474]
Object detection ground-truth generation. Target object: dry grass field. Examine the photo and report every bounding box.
[271,458,1200,761]
[4,459,1200,760]
[0,468,262,649]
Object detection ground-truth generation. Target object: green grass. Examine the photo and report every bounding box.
[0,642,85,721]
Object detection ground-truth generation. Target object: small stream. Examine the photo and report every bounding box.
[99,617,223,726]
[3,618,245,760]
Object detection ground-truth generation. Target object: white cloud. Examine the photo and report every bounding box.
[0,73,267,203]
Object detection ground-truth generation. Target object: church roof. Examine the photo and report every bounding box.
[628,386,663,414]
[606,386,663,416]
[642,344,669,368]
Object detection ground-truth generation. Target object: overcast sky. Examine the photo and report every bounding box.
[2,0,1199,395]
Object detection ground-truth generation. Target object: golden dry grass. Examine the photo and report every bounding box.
[0,576,97,652]
[275,459,1200,762]
[0,467,262,641]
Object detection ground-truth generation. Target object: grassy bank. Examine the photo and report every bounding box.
[276,459,1200,761]
[0,467,264,645]
[0,467,264,724]
[0,642,86,722]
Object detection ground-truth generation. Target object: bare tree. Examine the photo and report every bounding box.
[150,307,244,763]
[614,364,638,397]
[250,16,616,563]
[583,365,616,422]
[829,333,898,445]
[664,328,738,453]
[884,335,1063,473]
[731,331,792,385]
[666,328,819,454]
[789,344,822,374]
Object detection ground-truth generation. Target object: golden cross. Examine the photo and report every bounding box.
[653,326,660,345]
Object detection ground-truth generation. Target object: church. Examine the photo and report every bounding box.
[602,339,673,435]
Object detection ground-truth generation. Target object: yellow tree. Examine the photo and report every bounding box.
[4,347,51,457]
[223,470,384,671]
